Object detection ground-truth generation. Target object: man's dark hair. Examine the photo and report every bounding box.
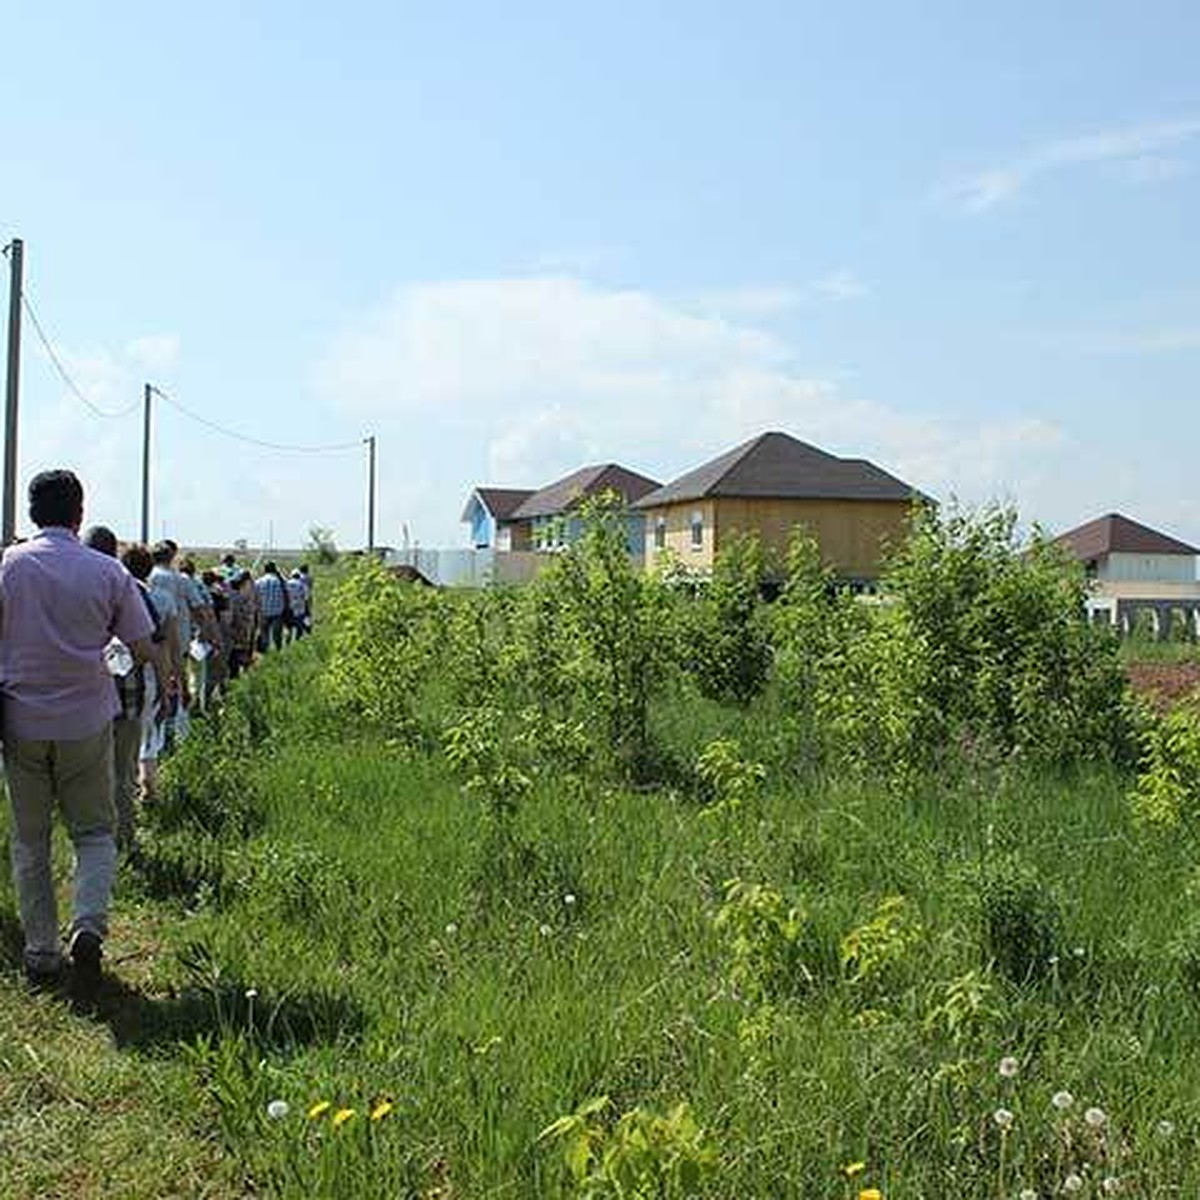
[151,540,175,566]
[83,524,118,557]
[122,543,153,581]
[222,553,236,567]
[180,558,196,577]
[28,469,84,530]
[164,538,178,555]
[263,560,278,576]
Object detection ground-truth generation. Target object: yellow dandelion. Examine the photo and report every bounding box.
[370,1100,395,1122]
[844,1161,867,1178]
[859,1189,883,1200]
[307,1100,332,1121]
[332,1107,356,1129]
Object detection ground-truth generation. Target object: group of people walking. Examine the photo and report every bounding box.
[0,468,313,999]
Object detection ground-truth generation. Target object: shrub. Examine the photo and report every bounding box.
[1131,698,1200,830]
[976,856,1062,984]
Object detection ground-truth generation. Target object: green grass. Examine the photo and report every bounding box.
[4,636,1200,1196]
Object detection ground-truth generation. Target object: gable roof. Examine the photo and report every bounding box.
[512,463,662,519]
[461,487,535,524]
[1055,512,1200,560]
[633,430,925,508]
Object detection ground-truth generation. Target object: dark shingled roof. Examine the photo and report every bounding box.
[512,463,662,519]
[633,431,925,508]
[461,487,536,523]
[1055,512,1200,560]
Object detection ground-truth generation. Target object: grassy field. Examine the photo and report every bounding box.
[4,529,1200,1197]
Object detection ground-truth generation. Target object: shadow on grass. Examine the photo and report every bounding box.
[88,973,367,1052]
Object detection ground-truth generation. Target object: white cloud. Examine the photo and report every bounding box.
[691,271,869,318]
[125,333,181,373]
[314,277,1064,545]
[940,118,1200,212]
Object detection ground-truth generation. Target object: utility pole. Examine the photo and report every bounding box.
[140,383,153,543]
[3,238,24,546]
[365,434,377,553]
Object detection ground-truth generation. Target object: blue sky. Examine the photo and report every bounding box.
[3,2,1199,551]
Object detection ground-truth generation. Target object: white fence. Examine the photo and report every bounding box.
[386,548,543,587]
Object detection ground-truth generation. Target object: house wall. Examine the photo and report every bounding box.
[644,497,908,577]
[1098,551,1197,584]
[643,500,717,567]
[466,499,495,549]
[496,521,532,552]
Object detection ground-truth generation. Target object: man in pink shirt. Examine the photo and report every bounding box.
[1,470,154,994]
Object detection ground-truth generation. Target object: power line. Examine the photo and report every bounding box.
[20,290,142,419]
[150,384,365,455]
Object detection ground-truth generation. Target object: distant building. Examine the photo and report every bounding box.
[634,430,927,585]
[461,488,535,551]
[1055,511,1200,636]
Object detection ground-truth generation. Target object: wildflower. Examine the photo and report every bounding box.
[844,1161,866,1178]
[308,1100,332,1120]
[1063,1174,1084,1193]
[266,1099,289,1120]
[245,987,258,1000]
[859,1190,883,1200]
[370,1099,394,1122]
[445,922,458,936]
[1084,1106,1107,1128]
[539,923,552,937]
[564,893,577,906]
[332,1107,356,1129]
[1155,1118,1175,1137]
[1051,1090,1074,1111]
[1102,1178,1120,1194]
[999,1056,1020,1079]
[1020,1191,1038,1200]
[993,1107,1015,1131]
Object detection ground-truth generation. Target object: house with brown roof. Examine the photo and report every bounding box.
[508,462,661,553]
[461,487,536,551]
[633,430,926,584]
[1054,512,1200,635]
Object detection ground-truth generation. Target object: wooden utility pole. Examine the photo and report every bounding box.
[366,434,377,553]
[140,382,153,543]
[3,238,23,545]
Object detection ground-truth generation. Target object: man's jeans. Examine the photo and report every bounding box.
[4,726,117,972]
[258,613,285,652]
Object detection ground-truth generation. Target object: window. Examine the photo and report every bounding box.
[690,511,703,550]
[654,517,666,551]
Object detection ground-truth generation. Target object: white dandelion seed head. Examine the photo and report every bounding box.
[266,1099,289,1120]
[993,1107,1015,1130]
[564,893,577,906]
[1155,1118,1175,1137]
[245,987,259,1000]
[1063,1174,1084,1194]
[1084,1106,1108,1128]
[1052,1090,1075,1111]
[999,1055,1019,1079]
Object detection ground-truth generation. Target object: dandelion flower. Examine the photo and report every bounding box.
[370,1100,394,1122]
[1051,1090,1074,1111]
[266,1099,289,1120]
[1063,1174,1084,1194]
[993,1107,1015,1131]
[844,1161,866,1178]
[1155,1118,1175,1137]
[1084,1106,1107,1128]
[858,1190,883,1200]
[332,1107,356,1129]
[999,1056,1020,1079]
[308,1100,332,1120]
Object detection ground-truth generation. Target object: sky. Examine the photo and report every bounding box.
[2,2,1199,552]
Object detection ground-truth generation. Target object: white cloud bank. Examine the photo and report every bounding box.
[315,277,1065,546]
[941,118,1200,212]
